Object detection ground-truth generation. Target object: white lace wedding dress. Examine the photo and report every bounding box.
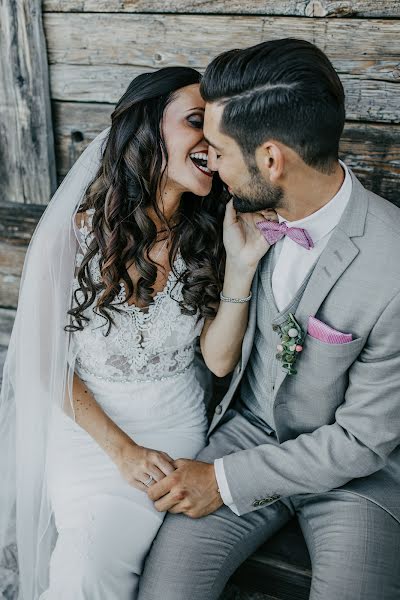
[41,210,208,599]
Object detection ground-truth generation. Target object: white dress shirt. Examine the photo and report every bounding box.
[214,161,352,515]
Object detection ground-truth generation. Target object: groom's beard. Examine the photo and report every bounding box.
[231,164,284,213]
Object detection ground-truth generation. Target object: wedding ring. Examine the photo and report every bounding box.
[144,475,154,487]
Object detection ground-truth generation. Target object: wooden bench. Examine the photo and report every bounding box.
[227,519,311,599]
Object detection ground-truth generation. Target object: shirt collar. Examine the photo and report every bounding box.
[277,161,352,244]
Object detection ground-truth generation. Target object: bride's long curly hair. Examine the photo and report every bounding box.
[67,67,227,335]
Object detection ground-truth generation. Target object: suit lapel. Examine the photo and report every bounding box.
[273,171,369,396]
[295,228,360,325]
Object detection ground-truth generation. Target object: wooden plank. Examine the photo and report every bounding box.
[43,14,400,124]
[0,345,9,386]
[52,101,400,205]
[49,58,400,101]
[341,77,399,123]
[43,14,400,69]
[0,0,56,204]
[0,201,45,309]
[52,101,112,176]
[0,201,46,243]
[340,122,400,203]
[0,308,16,347]
[232,556,311,600]
[0,241,27,309]
[48,64,400,124]
[42,1,400,19]
[222,583,279,600]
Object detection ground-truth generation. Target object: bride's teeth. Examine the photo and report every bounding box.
[189,152,211,174]
[190,152,208,160]
[198,165,211,174]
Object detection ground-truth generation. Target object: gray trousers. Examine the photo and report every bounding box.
[137,409,400,600]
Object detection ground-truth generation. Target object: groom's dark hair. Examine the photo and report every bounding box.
[200,38,345,174]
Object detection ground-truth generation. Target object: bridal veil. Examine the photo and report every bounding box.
[0,128,109,599]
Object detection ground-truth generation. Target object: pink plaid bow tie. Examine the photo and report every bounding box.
[256,220,314,250]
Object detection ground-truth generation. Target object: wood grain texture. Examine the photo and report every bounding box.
[42,13,400,123]
[0,241,27,309]
[52,100,400,205]
[43,14,400,67]
[0,0,56,204]
[0,201,45,242]
[340,122,400,203]
[48,65,400,124]
[0,308,16,347]
[42,0,400,19]
[52,101,112,176]
[0,201,45,308]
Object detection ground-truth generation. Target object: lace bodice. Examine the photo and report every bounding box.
[70,209,204,383]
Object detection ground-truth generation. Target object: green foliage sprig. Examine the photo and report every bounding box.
[273,313,305,375]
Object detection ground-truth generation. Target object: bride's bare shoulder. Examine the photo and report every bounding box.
[74,207,95,231]
[74,208,95,250]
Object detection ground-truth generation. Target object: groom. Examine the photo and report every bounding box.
[138,39,400,599]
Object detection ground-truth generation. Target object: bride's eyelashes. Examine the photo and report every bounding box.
[186,114,204,129]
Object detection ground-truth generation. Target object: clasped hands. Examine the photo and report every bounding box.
[147,458,224,519]
[116,443,223,518]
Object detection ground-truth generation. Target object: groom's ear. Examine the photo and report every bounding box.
[256,141,284,183]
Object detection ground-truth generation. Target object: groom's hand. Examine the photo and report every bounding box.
[147,459,224,518]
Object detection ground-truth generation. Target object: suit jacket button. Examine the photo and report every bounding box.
[215,405,223,414]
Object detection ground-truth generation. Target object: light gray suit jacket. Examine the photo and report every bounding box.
[208,172,400,520]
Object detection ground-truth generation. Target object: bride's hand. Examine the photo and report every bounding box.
[116,442,176,492]
[223,199,278,271]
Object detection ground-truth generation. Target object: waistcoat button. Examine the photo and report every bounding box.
[215,405,223,414]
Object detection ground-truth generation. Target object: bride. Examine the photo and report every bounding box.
[0,66,273,599]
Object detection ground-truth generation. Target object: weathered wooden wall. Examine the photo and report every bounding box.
[0,5,399,598]
[0,0,56,205]
[1,0,400,335]
[41,2,400,200]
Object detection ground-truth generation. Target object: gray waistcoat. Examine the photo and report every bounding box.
[239,248,315,434]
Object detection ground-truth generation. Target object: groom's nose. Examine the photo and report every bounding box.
[207,147,218,172]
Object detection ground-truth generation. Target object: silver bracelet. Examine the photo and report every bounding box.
[220,291,252,304]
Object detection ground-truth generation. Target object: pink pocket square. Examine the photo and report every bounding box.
[307,316,353,344]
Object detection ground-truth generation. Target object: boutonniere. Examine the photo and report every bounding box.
[273,313,305,375]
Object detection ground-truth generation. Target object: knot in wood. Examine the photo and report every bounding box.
[71,130,84,143]
[305,1,328,17]
[393,67,400,80]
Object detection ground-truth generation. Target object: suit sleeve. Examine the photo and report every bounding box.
[222,290,400,515]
